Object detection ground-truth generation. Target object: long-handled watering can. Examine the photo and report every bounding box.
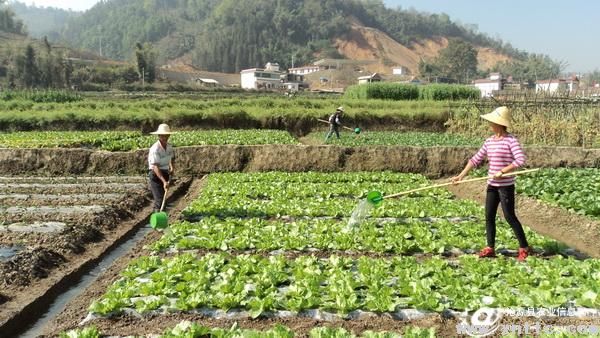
[150,186,169,229]
[317,118,361,134]
[366,168,540,207]
[346,168,541,229]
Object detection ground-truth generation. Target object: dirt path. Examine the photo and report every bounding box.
[444,180,600,258]
[51,314,600,338]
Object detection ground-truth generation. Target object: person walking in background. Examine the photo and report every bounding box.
[324,106,344,143]
[148,123,175,212]
[451,106,530,261]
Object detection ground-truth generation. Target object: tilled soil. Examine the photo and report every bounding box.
[0,193,125,207]
[0,182,146,195]
[57,313,600,337]
[69,314,449,337]
[41,177,205,337]
[0,177,194,337]
[0,176,147,184]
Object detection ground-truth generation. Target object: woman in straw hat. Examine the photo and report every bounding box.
[452,106,530,261]
[148,123,175,212]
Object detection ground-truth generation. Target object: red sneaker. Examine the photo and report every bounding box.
[478,247,496,258]
[517,247,529,262]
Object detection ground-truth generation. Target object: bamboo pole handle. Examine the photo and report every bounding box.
[383,168,540,200]
[160,187,169,212]
[317,118,354,131]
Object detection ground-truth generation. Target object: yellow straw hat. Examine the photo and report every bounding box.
[480,106,512,128]
[336,106,344,112]
[150,123,175,135]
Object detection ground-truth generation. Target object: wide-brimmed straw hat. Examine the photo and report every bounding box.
[150,123,175,135]
[336,106,344,112]
[480,106,512,128]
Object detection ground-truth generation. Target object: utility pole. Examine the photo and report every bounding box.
[291,55,294,69]
[98,25,103,57]
[141,67,145,88]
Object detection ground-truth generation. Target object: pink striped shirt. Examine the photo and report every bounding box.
[469,134,526,187]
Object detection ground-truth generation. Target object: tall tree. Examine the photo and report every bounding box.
[418,39,478,83]
[436,39,478,83]
[135,42,156,83]
[22,44,39,87]
[0,0,26,34]
[135,42,147,81]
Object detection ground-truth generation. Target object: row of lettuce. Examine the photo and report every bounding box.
[0,130,485,150]
[61,322,436,338]
[2,129,597,149]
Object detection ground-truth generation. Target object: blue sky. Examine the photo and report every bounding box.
[16,0,600,72]
[383,0,599,73]
[18,0,97,12]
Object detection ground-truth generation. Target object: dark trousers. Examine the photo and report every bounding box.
[485,185,529,249]
[149,170,169,211]
[325,124,340,141]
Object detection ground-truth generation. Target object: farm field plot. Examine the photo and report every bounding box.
[0,129,298,151]
[65,172,600,337]
[0,175,152,330]
[303,131,481,147]
[516,168,600,219]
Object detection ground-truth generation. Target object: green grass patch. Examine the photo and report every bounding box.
[0,129,298,150]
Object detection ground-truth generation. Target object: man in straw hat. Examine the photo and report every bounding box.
[324,106,344,143]
[452,106,531,261]
[148,123,175,212]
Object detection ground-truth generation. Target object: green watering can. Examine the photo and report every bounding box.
[150,187,169,229]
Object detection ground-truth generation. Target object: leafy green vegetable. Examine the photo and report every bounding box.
[0,129,297,150]
[305,131,481,147]
[59,326,100,338]
[517,168,600,218]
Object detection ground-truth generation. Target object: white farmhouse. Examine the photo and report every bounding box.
[535,76,580,94]
[472,77,502,98]
[240,62,283,90]
[472,73,504,97]
[289,66,320,75]
[392,66,409,75]
[358,73,382,84]
[535,79,566,93]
